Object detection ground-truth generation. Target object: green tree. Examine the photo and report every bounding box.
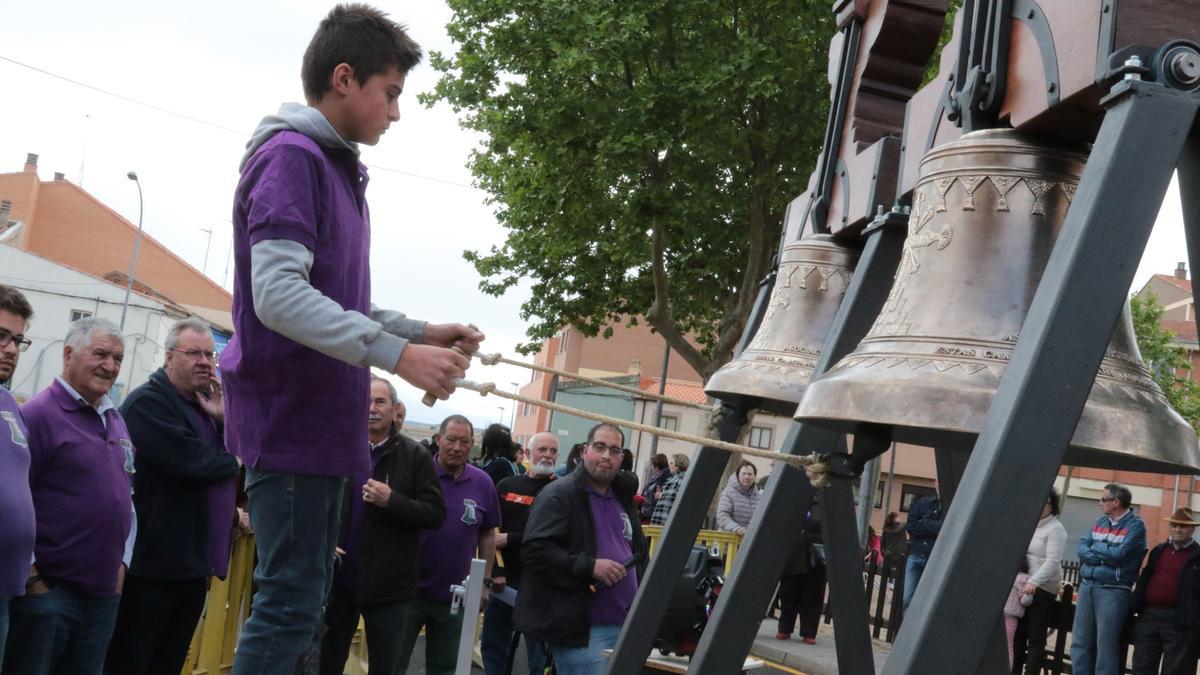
[423,0,834,378]
[1130,292,1200,431]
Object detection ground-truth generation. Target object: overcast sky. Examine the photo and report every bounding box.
[0,1,1192,429]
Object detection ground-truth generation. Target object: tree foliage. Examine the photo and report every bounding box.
[423,0,834,378]
[1130,293,1200,431]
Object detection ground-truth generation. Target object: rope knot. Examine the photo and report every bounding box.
[479,352,502,366]
[477,382,497,396]
[798,455,831,489]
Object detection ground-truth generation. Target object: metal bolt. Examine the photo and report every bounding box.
[1048,82,1057,93]
[1124,55,1143,81]
[1170,51,1200,86]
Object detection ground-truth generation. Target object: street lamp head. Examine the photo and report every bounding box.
[126,171,138,181]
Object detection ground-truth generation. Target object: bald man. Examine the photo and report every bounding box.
[481,432,559,675]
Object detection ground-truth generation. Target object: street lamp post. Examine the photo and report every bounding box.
[119,171,144,331]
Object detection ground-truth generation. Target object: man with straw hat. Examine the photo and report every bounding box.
[1131,506,1200,675]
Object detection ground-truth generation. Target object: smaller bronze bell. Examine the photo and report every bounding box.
[705,234,860,416]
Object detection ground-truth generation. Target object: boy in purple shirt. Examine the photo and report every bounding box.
[396,415,500,675]
[0,285,35,668]
[6,317,136,675]
[514,423,648,675]
[221,6,483,673]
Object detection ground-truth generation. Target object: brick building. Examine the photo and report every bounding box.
[0,153,231,315]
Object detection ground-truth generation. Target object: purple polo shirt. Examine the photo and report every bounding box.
[181,399,237,577]
[0,388,35,599]
[417,461,501,602]
[221,130,372,476]
[21,379,134,595]
[587,484,638,626]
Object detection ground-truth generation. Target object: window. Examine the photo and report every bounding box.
[522,401,533,416]
[659,415,679,432]
[900,483,937,512]
[875,479,885,509]
[69,309,93,323]
[748,426,772,449]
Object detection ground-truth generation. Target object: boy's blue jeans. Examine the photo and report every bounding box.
[230,469,344,675]
[1069,581,1132,675]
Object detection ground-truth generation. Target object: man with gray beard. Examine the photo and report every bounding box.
[481,432,559,675]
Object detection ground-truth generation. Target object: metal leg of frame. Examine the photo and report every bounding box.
[689,207,910,675]
[882,80,1200,674]
[819,450,878,675]
[605,402,752,674]
[1177,118,1200,341]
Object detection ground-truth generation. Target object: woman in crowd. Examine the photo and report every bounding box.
[1019,489,1068,675]
[480,423,520,484]
[640,453,671,523]
[650,453,690,526]
[881,511,906,578]
[716,460,760,535]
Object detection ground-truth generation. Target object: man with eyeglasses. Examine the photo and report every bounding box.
[105,317,242,675]
[0,285,35,667]
[397,414,500,675]
[1071,483,1147,675]
[481,431,559,674]
[1130,507,1200,675]
[7,317,136,675]
[515,423,648,674]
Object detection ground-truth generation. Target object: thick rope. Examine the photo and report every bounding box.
[473,351,709,411]
[455,377,830,484]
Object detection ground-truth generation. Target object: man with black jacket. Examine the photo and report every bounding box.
[515,423,648,675]
[319,376,444,675]
[105,318,242,675]
[1131,507,1200,675]
[481,431,559,675]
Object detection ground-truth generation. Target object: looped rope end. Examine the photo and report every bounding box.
[478,352,502,366]
[797,455,831,489]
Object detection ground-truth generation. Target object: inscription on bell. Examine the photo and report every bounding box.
[936,347,976,357]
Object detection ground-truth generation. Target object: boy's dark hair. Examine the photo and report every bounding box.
[481,423,514,461]
[0,284,33,322]
[302,4,423,102]
[651,453,669,471]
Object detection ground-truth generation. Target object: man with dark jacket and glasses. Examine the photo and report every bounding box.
[106,318,241,675]
[515,423,648,674]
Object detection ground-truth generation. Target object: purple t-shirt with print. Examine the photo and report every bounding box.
[0,388,35,599]
[220,130,373,477]
[587,484,638,626]
[21,380,134,595]
[417,462,501,602]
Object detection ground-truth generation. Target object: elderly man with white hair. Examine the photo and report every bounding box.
[5,317,137,675]
[481,431,560,675]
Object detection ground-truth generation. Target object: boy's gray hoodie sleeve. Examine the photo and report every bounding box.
[250,239,426,370]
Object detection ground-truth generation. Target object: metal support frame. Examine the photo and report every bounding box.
[684,208,910,675]
[883,79,1200,674]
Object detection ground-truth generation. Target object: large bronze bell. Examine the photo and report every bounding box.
[705,234,859,416]
[795,129,1200,474]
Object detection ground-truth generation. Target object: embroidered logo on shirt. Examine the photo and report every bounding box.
[620,512,633,541]
[462,498,479,525]
[120,438,136,474]
[1,411,26,448]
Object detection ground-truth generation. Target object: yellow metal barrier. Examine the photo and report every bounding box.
[182,535,256,675]
[184,526,741,674]
[640,525,742,576]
